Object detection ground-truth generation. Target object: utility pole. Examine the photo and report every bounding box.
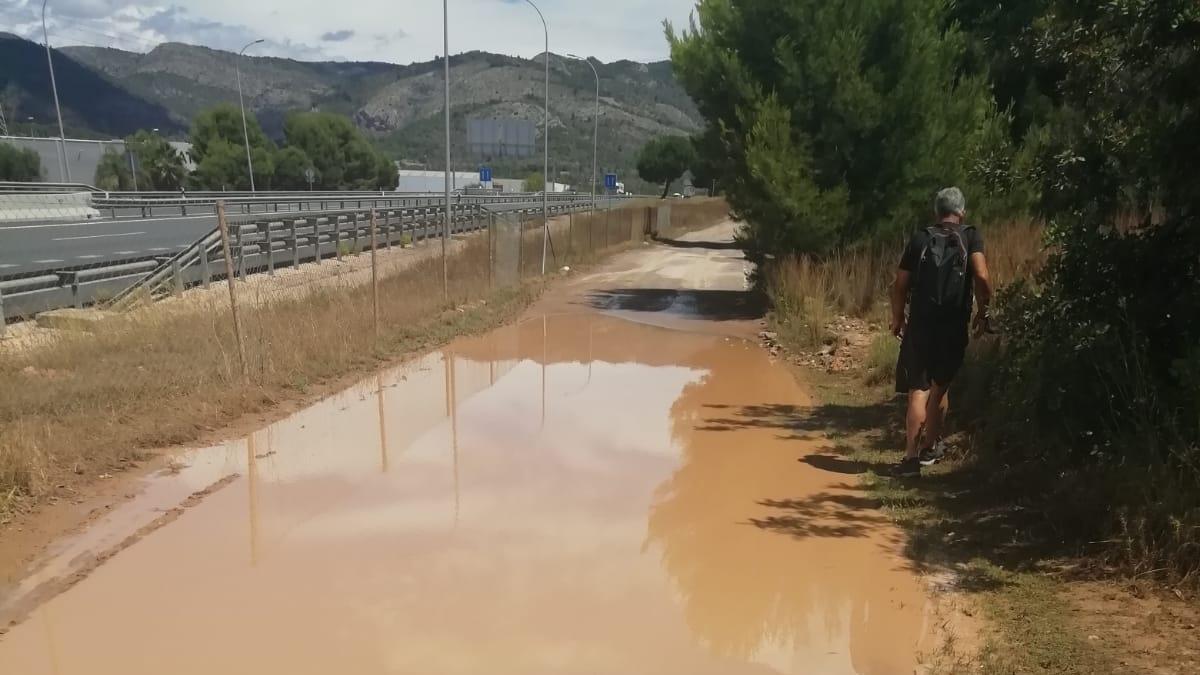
[442,0,451,300]
[236,39,265,192]
[523,0,550,275]
[41,0,70,182]
[567,54,599,214]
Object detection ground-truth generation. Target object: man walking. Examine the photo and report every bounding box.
[889,187,993,477]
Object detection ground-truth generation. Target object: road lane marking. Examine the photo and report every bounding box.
[32,259,65,264]
[0,264,16,269]
[1,215,213,230]
[76,255,103,259]
[149,247,169,252]
[52,231,146,241]
[114,250,138,255]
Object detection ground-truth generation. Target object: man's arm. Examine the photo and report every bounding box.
[890,268,911,337]
[970,252,994,334]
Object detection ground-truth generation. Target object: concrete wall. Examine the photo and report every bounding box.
[0,192,99,222]
[1,135,125,185]
[396,170,481,193]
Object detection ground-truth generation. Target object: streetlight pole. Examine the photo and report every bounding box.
[523,0,549,275]
[236,39,265,192]
[442,0,450,300]
[41,0,70,182]
[566,53,599,214]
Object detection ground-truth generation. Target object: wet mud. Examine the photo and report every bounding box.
[0,312,930,673]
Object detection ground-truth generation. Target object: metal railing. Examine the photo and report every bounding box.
[106,199,593,311]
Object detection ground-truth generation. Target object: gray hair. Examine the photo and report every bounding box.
[935,187,966,218]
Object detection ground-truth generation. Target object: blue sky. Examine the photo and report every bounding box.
[0,0,699,64]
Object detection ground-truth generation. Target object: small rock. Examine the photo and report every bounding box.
[1088,634,1100,641]
[819,344,835,356]
[759,330,778,341]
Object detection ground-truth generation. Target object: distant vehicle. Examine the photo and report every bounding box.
[671,192,683,199]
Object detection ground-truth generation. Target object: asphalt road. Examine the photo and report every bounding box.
[0,197,618,279]
[0,214,218,277]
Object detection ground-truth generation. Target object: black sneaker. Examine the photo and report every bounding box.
[919,442,946,466]
[890,457,921,477]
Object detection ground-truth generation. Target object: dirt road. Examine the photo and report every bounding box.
[0,221,941,673]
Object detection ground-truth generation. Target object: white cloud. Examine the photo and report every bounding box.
[0,0,698,64]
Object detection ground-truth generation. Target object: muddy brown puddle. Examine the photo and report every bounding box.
[0,313,930,674]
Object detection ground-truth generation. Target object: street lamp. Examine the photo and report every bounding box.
[41,0,70,182]
[523,0,550,275]
[236,39,265,192]
[442,0,450,299]
[566,53,599,214]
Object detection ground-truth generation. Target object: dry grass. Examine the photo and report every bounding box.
[0,201,723,520]
[657,197,731,238]
[864,332,901,386]
[765,221,1048,349]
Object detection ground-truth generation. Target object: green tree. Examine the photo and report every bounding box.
[189,104,274,190]
[523,171,545,192]
[125,130,187,190]
[273,146,316,190]
[667,0,1003,254]
[94,149,133,191]
[636,136,695,198]
[189,140,245,191]
[0,143,42,181]
[282,112,395,190]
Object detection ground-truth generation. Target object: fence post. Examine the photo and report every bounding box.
[334,215,343,262]
[200,242,212,289]
[171,258,183,297]
[487,212,494,290]
[383,212,392,250]
[291,220,300,269]
[234,224,245,281]
[370,209,380,343]
[0,288,6,337]
[353,213,361,253]
[265,223,275,276]
[216,201,249,385]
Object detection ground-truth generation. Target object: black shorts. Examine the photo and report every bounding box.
[895,319,968,393]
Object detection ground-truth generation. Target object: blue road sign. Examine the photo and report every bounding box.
[480,167,493,183]
[604,173,618,190]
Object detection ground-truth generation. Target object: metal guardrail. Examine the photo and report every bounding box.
[86,191,602,220]
[0,181,102,194]
[106,198,593,311]
[0,194,611,329]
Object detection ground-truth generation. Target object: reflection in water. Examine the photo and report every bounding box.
[247,430,259,566]
[644,339,927,673]
[377,374,388,474]
[0,314,929,675]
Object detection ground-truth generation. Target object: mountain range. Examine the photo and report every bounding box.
[0,33,702,189]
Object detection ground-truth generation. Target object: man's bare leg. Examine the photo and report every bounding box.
[924,382,950,447]
[905,389,930,460]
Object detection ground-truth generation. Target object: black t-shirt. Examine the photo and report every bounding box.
[899,223,985,320]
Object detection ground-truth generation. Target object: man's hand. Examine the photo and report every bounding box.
[891,315,906,339]
[972,309,991,337]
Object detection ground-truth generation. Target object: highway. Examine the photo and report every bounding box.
[0,214,217,277]
[0,194,619,279]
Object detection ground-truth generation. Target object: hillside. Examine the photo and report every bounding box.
[0,33,179,138]
[57,42,702,190]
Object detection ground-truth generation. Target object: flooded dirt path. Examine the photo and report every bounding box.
[0,222,936,673]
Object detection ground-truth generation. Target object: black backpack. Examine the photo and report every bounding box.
[912,224,972,318]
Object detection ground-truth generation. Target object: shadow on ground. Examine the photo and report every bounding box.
[587,289,766,322]
[651,235,743,251]
[703,394,1101,586]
